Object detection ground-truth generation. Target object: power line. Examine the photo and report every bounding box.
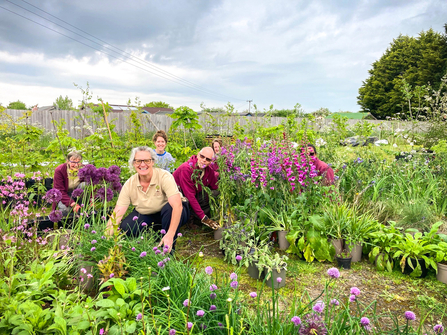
[10,0,240,100]
[0,2,245,102]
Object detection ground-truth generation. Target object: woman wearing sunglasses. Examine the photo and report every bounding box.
[106,146,189,252]
[53,151,84,214]
[173,147,219,229]
[301,144,335,185]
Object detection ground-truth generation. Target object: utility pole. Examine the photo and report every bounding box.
[247,100,252,114]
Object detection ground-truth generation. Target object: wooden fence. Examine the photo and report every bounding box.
[2,109,427,139]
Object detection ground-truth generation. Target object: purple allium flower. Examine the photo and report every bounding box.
[72,188,84,198]
[131,247,136,251]
[183,299,189,307]
[160,229,166,235]
[141,222,147,227]
[157,261,165,268]
[236,255,242,261]
[140,251,147,258]
[291,316,301,326]
[349,295,356,302]
[136,313,142,321]
[84,223,90,229]
[360,317,370,327]
[350,287,360,296]
[133,216,138,221]
[298,313,327,335]
[112,181,122,192]
[155,250,161,255]
[210,293,217,299]
[230,281,238,289]
[108,165,121,177]
[187,322,193,330]
[95,187,114,202]
[277,277,282,283]
[330,299,339,306]
[205,266,213,275]
[153,247,158,251]
[109,273,114,278]
[49,210,63,223]
[209,305,217,311]
[91,240,97,244]
[404,311,416,321]
[313,302,325,314]
[90,247,96,252]
[218,322,223,328]
[327,267,340,279]
[197,310,205,317]
[249,292,257,298]
[169,330,176,335]
[230,272,237,280]
[91,230,96,234]
[434,324,444,334]
[177,233,182,237]
[210,284,218,291]
[45,189,62,204]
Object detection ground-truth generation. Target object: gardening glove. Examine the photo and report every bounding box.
[201,215,219,230]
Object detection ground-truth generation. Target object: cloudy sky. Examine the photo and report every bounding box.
[0,0,446,113]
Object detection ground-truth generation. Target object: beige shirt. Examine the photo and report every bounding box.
[67,165,80,192]
[116,168,180,214]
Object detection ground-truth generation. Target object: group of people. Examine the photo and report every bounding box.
[54,132,332,252]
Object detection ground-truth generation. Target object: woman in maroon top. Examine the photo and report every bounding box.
[53,151,83,213]
[302,144,335,186]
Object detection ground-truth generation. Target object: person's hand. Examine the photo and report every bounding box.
[71,202,81,213]
[201,215,219,230]
[158,232,174,253]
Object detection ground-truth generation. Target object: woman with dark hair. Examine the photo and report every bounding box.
[53,151,83,213]
[106,146,189,252]
[301,143,335,185]
[152,130,175,172]
[210,138,222,177]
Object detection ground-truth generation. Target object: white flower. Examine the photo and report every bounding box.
[393,143,397,147]
[315,138,327,147]
[162,286,170,291]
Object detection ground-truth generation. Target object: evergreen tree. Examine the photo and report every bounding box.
[358,28,447,119]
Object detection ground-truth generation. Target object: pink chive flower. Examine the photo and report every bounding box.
[90,247,96,252]
[327,267,340,279]
[349,295,356,302]
[183,299,189,307]
[249,292,257,298]
[205,266,213,275]
[133,216,138,221]
[197,310,205,317]
[404,311,416,321]
[291,316,301,326]
[350,287,361,296]
[230,272,237,280]
[230,281,238,288]
[276,277,282,283]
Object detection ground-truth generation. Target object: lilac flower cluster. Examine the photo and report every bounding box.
[44,188,62,204]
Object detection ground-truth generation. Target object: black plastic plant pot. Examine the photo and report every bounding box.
[44,178,53,191]
[336,256,352,270]
[25,179,36,189]
[403,258,428,278]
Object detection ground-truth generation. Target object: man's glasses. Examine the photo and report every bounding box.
[199,153,212,163]
[69,160,81,165]
[133,159,154,165]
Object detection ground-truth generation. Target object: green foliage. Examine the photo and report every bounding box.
[358,28,447,119]
[144,101,173,109]
[270,103,306,118]
[53,95,74,110]
[7,100,28,110]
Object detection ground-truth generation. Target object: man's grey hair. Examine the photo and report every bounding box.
[67,151,82,161]
[128,146,158,171]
